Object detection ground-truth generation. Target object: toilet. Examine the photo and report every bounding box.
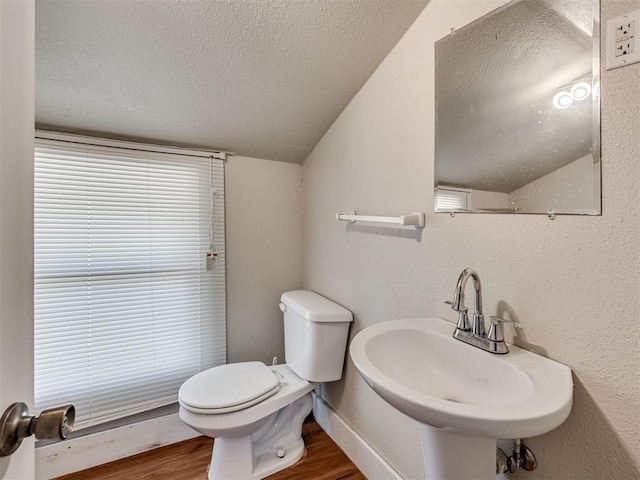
[178,290,353,480]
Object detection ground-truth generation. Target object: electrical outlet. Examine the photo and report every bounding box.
[615,39,634,57]
[607,9,640,70]
[615,20,634,42]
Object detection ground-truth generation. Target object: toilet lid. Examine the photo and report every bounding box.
[179,361,281,413]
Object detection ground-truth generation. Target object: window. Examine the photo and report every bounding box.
[34,133,226,429]
[434,186,471,212]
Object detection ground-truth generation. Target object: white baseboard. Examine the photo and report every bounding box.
[312,392,403,480]
[35,413,200,480]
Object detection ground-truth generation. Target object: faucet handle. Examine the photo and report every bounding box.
[444,300,465,311]
[490,316,521,328]
[445,300,471,331]
[488,316,522,342]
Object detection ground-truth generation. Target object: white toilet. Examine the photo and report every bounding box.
[178,290,353,480]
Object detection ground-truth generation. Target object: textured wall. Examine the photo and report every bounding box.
[303,1,640,479]
[226,156,303,365]
[509,155,597,213]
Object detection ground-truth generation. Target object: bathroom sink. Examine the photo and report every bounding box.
[349,317,573,440]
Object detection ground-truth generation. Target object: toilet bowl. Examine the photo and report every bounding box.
[179,363,316,479]
[178,290,353,480]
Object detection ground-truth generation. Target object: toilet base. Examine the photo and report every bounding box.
[208,393,313,480]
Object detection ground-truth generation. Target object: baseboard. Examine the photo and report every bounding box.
[312,392,403,480]
[35,412,199,479]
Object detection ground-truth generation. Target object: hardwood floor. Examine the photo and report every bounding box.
[54,421,366,480]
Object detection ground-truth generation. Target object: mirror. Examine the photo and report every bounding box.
[434,0,600,216]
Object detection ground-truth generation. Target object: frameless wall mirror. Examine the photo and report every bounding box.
[434,0,600,216]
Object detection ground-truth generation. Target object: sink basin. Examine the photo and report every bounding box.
[350,317,573,439]
[350,317,573,479]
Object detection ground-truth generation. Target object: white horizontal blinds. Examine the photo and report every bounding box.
[434,187,470,212]
[34,138,226,429]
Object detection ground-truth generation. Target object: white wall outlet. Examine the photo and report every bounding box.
[606,9,640,70]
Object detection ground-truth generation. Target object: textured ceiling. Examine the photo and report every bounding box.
[36,0,428,163]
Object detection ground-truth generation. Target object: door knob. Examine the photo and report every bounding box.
[0,402,75,456]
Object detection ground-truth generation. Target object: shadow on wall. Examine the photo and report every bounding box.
[496,301,549,357]
[495,304,638,477]
[507,376,639,480]
[344,223,423,242]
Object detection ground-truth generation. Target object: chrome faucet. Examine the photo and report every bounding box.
[452,268,485,335]
[449,268,520,354]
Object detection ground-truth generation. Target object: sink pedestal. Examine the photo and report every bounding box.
[419,425,495,480]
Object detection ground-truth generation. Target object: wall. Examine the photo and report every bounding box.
[303,1,640,479]
[509,155,599,214]
[226,156,303,365]
[471,189,509,210]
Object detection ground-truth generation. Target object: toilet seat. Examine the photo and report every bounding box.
[179,361,281,414]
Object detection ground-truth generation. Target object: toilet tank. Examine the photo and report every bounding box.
[280,290,353,383]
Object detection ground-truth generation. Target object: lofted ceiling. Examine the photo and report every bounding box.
[36,0,428,163]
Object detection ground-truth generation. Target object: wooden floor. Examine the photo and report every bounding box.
[54,421,366,480]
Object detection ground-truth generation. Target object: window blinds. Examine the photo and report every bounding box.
[434,187,471,212]
[34,137,226,429]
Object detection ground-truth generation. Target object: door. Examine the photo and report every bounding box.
[0,0,35,478]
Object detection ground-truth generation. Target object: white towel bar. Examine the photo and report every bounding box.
[335,211,425,228]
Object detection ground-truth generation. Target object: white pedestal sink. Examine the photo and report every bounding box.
[349,317,573,480]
